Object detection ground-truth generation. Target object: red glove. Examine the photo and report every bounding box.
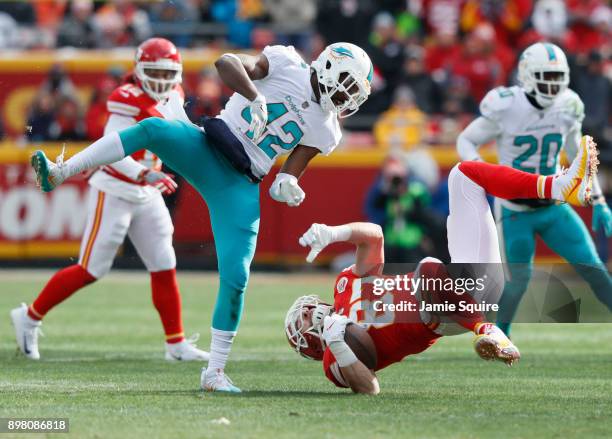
[139,169,178,195]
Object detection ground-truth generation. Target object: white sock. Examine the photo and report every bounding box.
[64,132,125,178]
[206,328,236,372]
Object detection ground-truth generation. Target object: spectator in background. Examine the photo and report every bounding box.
[33,0,68,31]
[185,68,226,122]
[85,77,118,140]
[27,93,56,141]
[264,0,316,51]
[576,4,611,54]
[418,0,464,37]
[56,0,96,48]
[424,29,462,74]
[0,12,19,49]
[518,0,578,52]
[92,0,151,48]
[460,0,533,46]
[449,23,505,102]
[574,50,611,158]
[429,76,477,144]
[316,0,377,48]
[374,86,427,149]
[0,1,35,24]
[149,0,198,48]
[50,96,84,140]
[364,154,446,263]
[367,12,405,90]
[399,46,441,113]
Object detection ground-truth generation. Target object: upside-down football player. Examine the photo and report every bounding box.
[286,135,598,394]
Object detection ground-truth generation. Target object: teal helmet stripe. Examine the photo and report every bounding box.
[367,63,373,82]
[543,43,557,61]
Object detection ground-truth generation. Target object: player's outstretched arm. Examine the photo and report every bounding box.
[269,145,319,207]
[322,314,380,395]
[299,222,383,276]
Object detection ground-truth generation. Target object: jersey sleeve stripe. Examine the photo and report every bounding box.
[107,101,140,117]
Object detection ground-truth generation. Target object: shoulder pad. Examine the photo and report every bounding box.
[107,84,149,117]
[479,87,516,122]
[557,89,585,124]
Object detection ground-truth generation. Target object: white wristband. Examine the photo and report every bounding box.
[329,225,352,244]
[329,340,358,367]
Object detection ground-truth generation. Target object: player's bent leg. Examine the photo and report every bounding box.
[539,204,612,311]
[128,197,209,361]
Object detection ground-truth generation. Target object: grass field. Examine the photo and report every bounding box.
[1,270,611,439]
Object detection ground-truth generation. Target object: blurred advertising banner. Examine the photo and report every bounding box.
[0,49,219,137]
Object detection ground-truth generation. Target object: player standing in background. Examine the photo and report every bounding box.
[11,38,208,362]
[456,42,612,336]
[30,42,374,392]
[286,136,597,394]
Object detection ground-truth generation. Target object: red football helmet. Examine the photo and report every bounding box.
[134,37,182,101]
[285,295,333,361]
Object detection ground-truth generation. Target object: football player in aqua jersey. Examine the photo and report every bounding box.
[30,42,374,392]
[456,42,612,336]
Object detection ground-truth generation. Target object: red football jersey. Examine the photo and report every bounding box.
[323,266,441,388]
[105,80,185,176]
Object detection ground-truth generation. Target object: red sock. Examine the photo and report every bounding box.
[458,161,553,200]
[29,265,96,320]
[151,269,184,344]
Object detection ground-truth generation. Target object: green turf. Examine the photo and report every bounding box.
[1,271,611,439]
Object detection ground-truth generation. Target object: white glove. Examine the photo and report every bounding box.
[299,223,351,263]
[322,314,351,346]
[139,169,178,195]
[311,303,333,331]
[247,93,267,142]
[269,173,305,207]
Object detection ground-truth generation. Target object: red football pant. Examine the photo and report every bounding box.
[29,264,97,320]
[151,269,184,344]
[458,161,553,200]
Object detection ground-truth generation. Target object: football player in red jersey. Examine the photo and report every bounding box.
[285,136,598,394]
[11,38,208,362]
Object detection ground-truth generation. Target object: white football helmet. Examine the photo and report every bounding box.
[517,42,569,108]
[285,295,333,361]
[311,42,373,118]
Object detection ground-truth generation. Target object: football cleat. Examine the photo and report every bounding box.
[473,323,520,366]
[165,333,210,361]
[30,149,66,192]
[201,368,242,393]
[10,303,43,360]
[552,135,598,206]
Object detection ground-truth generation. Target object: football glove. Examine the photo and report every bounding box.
[299,223,351,262]
[592,200,612,237]
[269,173,305,207]
[140,169,178,195]
[247,93,268,142]
[322,314,351,346]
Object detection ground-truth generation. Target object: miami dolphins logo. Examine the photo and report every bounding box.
[331,46,354,59]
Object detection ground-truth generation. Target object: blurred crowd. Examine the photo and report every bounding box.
[3,0,609,154]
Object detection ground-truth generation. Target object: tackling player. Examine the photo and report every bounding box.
[286,136,598,394]
[456,42,612,336]
[30,43,374,392]
[11,38,207,362]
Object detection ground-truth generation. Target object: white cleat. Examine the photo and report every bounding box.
[201,368,242,393]
[551,135,598,206]
[473,323,520,366]
[30,149,67,193]
[165,333,210,361]
[10,303,42,360]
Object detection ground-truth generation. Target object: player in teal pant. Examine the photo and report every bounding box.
[457,42,612,336]
[30,43,374,391]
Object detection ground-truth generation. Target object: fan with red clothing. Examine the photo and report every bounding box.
[10,37,207,363]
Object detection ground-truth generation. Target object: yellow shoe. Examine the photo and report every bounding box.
[551,135,599,206]
[473,323,520,366]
